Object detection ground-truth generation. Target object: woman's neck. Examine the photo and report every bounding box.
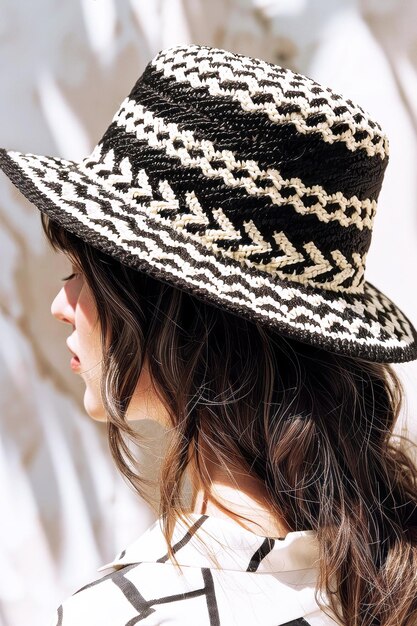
[192,486,291,539]
[189,454,292,539]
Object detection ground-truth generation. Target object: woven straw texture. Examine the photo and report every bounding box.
[0,44,416,363]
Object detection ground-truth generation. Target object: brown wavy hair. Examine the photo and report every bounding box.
[42,213,417,626]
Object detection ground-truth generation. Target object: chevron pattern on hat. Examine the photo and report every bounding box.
[0,43,416,362]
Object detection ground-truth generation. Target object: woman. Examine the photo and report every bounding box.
[1,44,417,626]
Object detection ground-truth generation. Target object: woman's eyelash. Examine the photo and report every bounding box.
[61,272,80,282]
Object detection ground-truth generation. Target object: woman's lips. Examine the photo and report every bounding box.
[66,340,81,371]
[70,355,81,371]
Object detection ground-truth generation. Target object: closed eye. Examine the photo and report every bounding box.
[61,272,80,282]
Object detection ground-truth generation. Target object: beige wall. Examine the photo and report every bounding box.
[1,1,417,623]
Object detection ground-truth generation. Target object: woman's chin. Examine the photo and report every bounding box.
[83,388,107,422]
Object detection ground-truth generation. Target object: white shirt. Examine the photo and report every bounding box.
[50,513,340,625]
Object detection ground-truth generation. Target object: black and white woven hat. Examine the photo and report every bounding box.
[1,44,416,363]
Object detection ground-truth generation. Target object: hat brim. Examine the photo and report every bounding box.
[1,147,416,363]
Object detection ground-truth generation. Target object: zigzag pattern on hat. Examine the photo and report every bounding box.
[109,99,376,232]
[80,144,367,294]
[1,43,415,363]
[5,148,414,357]
[152,46,389,160]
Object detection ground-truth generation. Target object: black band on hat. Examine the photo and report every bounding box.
[0,44,416,363]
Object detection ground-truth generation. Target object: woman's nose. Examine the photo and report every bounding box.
[51,286,75,326]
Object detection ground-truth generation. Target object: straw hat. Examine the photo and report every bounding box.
[1,44,416,362]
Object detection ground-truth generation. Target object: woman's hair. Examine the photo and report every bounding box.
[42,213,417,626]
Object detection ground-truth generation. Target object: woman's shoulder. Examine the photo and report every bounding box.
[50,514,341,626]
[51,561,340,626]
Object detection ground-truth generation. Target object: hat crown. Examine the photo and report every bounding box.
[82,44,389,296]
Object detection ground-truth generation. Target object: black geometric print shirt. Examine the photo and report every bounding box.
[51,513,340,625]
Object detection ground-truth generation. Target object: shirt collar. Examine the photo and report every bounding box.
[98,514,319,574]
